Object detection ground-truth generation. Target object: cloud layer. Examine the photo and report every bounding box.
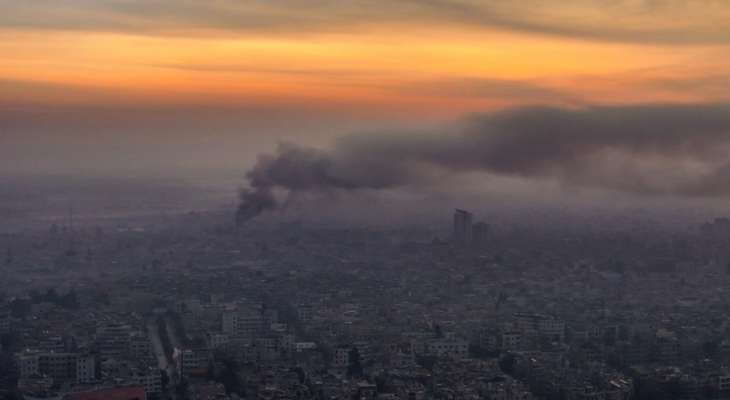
[3,1,730,45]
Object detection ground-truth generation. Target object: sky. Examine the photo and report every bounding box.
[2,1,730,213]
[3,1,730,113]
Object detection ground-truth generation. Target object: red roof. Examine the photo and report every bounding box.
[67,386,145,400]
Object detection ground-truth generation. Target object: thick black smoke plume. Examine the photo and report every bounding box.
[237,103,730,224]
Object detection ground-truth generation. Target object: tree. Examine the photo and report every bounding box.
[209,356,245,396]
[43,288,59,304]
[0,352,20,398]
[176,378,190,400]
[294,367,306,384]
[9,298,30,318]
[160,370,169,391]
[499,353,516,375]
[702,340,720,359]
[347,347,363,377]
[434,324,444,338]
[60,290,79,309]
[375,375,392,393]
[415,354,437,370]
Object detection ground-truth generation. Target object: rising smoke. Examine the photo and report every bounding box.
[236,103,730,224]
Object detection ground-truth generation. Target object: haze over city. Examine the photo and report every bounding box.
[2,1,730,224]
[3,2,730,400]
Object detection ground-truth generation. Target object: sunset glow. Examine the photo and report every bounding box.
[3,1,730,115]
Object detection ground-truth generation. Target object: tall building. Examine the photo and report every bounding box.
[472,221,490,247]
[453,209,473,245]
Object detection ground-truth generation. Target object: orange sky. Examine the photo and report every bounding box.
[2,1,730,117]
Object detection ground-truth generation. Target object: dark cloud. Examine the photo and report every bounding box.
[2,1,730,45]
[237,103,730,223]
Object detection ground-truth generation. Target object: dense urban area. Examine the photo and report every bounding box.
[3,208,730,400]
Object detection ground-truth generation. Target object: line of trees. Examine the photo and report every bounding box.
[9,288,79,318]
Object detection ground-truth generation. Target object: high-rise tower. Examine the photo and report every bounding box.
[453,209,473,245]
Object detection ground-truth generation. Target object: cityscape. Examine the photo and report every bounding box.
[2,1,730,399]
[3,206,730,399]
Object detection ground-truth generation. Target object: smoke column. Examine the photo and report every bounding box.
[237,103,730,224]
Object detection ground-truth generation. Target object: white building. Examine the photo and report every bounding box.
[17,351,95,383]
[222,307,263,338]
[426,339,468,359]
[537,319,565,342]
[129,333,152,362]
[207,333,230,349]
[135,366,162,398]
[97,323,132,358]
[502,332,522,351]
[17,352,40,378]
[295,342,317,352]
[180,348,212,376]
[76,354,96,383]
[333,347,351,368]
